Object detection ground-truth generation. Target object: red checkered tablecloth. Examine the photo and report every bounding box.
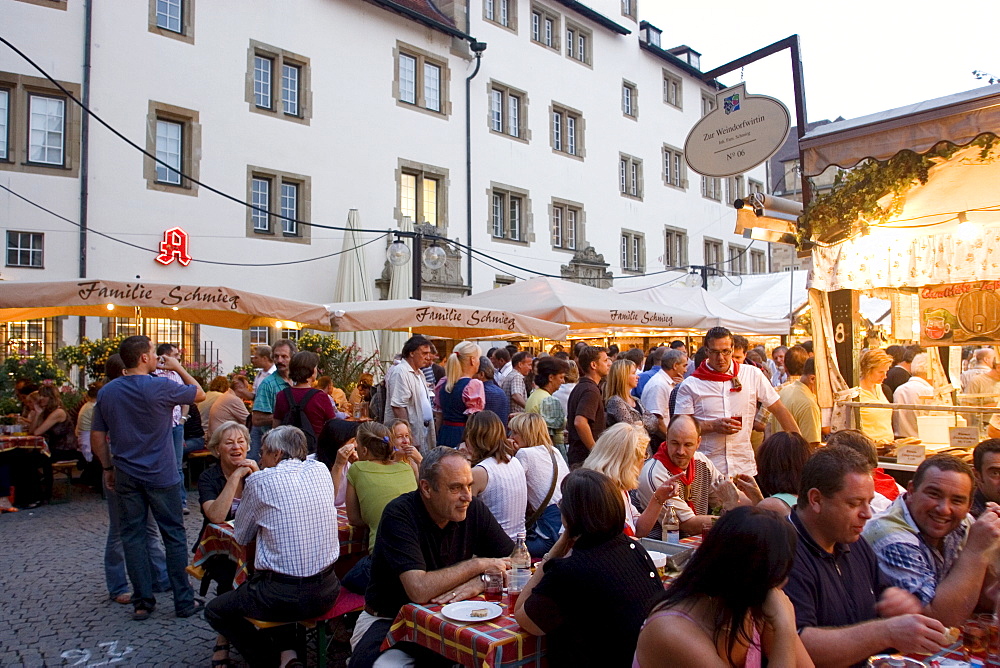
[191,506,368,587]
[0,435,49,456]
[383,535,704,668]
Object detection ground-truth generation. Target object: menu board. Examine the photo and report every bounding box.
[919,281,1000,346]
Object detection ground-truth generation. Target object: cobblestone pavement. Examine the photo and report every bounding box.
[0,485,351,667]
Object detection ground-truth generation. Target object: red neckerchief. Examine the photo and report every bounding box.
[653,443,697,513]
[691,360,743,392]
[873,468,900,501]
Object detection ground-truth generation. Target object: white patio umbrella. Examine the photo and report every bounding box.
[379,216,413,362]
[332,209,379,358]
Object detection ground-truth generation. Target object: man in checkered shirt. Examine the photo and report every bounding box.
[205,426,340,668]
[863,454,1000,627]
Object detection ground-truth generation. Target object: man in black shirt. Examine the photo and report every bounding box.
[350,447,513,668]
[567,346,612,468]
[784,446,948,668]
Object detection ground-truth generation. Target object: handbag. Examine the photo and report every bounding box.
[525,445,559,530]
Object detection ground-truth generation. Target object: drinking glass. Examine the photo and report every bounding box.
[483,568,503,602]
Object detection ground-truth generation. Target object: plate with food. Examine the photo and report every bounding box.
[440,601,503,623]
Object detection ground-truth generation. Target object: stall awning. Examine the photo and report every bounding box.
[800,84,1000,177]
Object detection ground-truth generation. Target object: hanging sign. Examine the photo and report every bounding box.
[684,83,791,178]
[919,281,1000,346]
[156,227,192,266]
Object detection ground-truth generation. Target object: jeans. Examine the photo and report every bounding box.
[114,468,194,614]
[249,425,265,461]
[171,424,186,505]
[183,437,205,455]
[104,477,170,597]
[526,503,563,558]
[205,565,339,668]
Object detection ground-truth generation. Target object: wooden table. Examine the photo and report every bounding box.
[190,506,368,587]
[383,535,702,668]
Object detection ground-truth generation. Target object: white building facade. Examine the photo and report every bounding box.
[1,0,771,371]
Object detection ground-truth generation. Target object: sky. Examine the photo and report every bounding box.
[644,0,997,127]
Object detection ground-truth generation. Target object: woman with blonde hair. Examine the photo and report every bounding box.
[466,410,528,540]
[856,348,895,445]
[584,422,677,538]
[510,412,569,556]
[435,341,485,447]
[604,359,660,438]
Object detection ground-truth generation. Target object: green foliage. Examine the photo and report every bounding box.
[230,363,257,379]
[0,353,67,395]
[296,332,380,394]
[55,335,127,381]
[803,134,998,244]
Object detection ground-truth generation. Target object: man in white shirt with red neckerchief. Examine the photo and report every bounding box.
[674,327,800,476]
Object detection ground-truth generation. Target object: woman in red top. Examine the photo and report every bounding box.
[272,351,335,449]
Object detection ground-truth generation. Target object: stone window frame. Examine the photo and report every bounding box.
[550,197,584,252]
[484,0,517,33]
[621,0,637,22]
[245,40,312,125]
[245,165,312,244]
[564,19,592,67]
[396,158,450,235]
[493,274,516,288]
[620,229,645,273]
[487,80,529,143]
[144,100,200,196]
[529,4,560,52]
[0,72,81,178]
[728,243,748,275]
[619,152,643,200]
[488,182,533,246]
[703,237,724,272]
[147,0,195,45]
[393,41,452,119]
[701,173,722,201]
[662,70,682,109]
[622,79,638,119]
[750,249,767,274]
[748,178,765,195]
[726,175,744,203]
[15,0,67,8]
[549,102,584,160]
[661,143,687,190]
[5,231,44,268]
[663,226,688,269]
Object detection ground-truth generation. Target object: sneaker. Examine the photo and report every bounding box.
[176,599,206,618]
[132,607,153,621]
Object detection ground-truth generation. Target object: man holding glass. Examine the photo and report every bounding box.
[674,327,799,476]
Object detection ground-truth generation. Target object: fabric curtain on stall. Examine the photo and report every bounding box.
[333,209,379,360]
[808,288,852,432]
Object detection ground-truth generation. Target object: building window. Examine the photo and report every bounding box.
[145,101,200,195]
[621,231,644,272]
[664,227,688,268]
[551,201,581,250]
[726,175,744,203]
[663,71,682,109]
[662,144,685,189]
[148,0,194,43]
[622,80,638,118]
[701,174,722,201]
[0,73,81,177]
[398,160,449,232]
[530,5,559,50]
[155,119,182,185]
[108,319,197,360]
[26,94,65,166]
[493,275,515,289]
[701,93,716,116]
[704,238,723,271]
[621,0,636,20]
[485,0,515,29]
[395,43,450,116]
[488,82,526,140]
[551,104,583,158]
[246,166,311,242]
[619,153,643,199]
[728,244,747,275]
[280,327,301,341]
[6,231,43,268]
[750,249,767,274]
[0,318,58,360]
[489,185,531,244]
[0,88,8,161]
[748,178,764,195]
[249,326,270,347]
[246,41,310,123]
[565,22,591,64]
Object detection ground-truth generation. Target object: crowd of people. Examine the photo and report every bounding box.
[10,328,1000,668]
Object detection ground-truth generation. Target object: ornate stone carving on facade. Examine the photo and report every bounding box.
[376,223,469,301]
[560,246,613,289]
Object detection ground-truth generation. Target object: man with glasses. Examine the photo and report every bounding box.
[674,327,799,476]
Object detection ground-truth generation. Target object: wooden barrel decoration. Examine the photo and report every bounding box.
[956,291,1000,335]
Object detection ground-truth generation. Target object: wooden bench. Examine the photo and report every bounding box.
[246,589,365,666]
[50,460,77,501]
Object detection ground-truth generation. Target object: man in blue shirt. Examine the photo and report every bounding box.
[92,335,205,621]
[250,338,296,460]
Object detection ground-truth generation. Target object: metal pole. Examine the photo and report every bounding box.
[412,231,422,300]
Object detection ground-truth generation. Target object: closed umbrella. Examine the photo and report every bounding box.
[332,209,379,359]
